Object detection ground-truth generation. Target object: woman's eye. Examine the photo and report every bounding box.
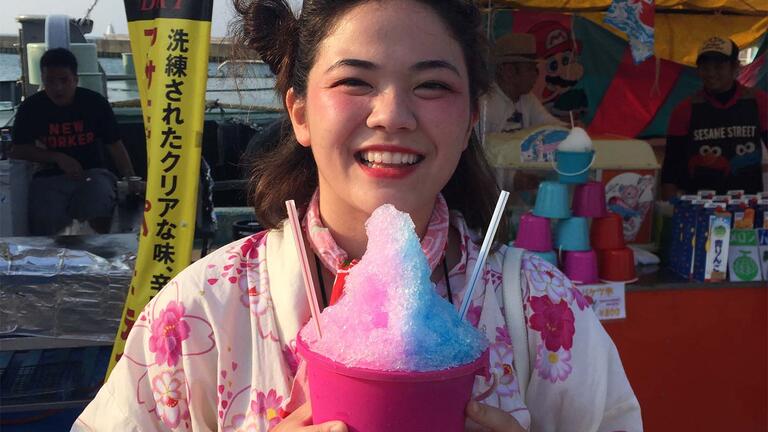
[414,81,452,97]
[332,78,371,88]
[331,78,372,94]
[418,81,449,90]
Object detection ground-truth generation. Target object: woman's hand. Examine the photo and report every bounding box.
[273,402,347,432]
[465,401,526,432]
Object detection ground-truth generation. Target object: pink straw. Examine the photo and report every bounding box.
[285,200,323,338]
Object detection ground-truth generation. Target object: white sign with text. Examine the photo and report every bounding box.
[579,282,626,321]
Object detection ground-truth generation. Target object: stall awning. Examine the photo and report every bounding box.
[480,1,767,15]
[580,12,768,66]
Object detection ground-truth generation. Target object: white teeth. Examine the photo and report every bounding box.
[360,151,420,166]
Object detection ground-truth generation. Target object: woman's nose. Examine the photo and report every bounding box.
[366,88,417,132]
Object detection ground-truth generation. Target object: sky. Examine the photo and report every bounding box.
[0,0,302,38]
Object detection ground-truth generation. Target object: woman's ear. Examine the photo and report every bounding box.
[286,88,311,147]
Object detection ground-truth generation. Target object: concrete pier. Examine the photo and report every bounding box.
[0,34,235,62]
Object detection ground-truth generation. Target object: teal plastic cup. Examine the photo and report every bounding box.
[533,181,571,219]
[555,217,591,251]
[555,150,595,184]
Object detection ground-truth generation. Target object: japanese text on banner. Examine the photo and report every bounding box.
[109,0,213,377]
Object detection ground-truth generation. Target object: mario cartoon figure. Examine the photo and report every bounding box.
[528,21,589,123]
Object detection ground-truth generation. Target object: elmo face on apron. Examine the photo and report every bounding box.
[688,144,730,178]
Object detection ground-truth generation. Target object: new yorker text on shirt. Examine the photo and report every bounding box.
[45,120,96,149]
[693,125,757,141]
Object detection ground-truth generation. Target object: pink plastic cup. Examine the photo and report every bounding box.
[573,181,608,217]
[562,250,600,285]
[514,212,553,252]
[297,335,489,432]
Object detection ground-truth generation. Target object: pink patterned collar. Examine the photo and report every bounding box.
[303,190,450,274]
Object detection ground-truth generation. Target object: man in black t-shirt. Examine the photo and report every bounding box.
[661,36,767,198]
[10,48,139,235]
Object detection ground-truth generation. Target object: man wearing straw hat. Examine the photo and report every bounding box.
[485,33,563,134]
[485,33,564,192]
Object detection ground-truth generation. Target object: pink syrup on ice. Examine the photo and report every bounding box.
[300,204,488,371]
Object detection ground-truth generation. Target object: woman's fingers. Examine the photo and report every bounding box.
[273,402,347,432]
[306,422,347,432]
[465,401,526,432]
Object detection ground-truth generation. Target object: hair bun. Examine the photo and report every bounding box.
[234,0,297,76]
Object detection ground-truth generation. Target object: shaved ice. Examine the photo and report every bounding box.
[558,126,593,152]
[299,204,488,371]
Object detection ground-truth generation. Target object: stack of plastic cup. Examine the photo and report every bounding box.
[591,212,636,283]
[512,128,615,279]
[555,217,601,284]
[514,212,558,265]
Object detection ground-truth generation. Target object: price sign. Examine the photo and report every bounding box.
[579,282,626,321]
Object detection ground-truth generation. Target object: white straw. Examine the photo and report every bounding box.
[459,190,510,319]
[569,111,575,129]
[285,200,323,338]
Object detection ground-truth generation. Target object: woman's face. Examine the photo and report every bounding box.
[287,0,476,225]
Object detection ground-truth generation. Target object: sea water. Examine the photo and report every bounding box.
[0,52,281,109]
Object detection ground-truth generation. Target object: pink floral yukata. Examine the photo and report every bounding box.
[73,194,642,431]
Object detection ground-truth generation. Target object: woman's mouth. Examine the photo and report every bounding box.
[356,150,423,168]
[355,150,424,179]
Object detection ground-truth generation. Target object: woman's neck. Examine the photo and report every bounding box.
[317,196,433,261]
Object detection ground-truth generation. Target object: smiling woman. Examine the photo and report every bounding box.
[235,0,501,246]
[72,1,641,431]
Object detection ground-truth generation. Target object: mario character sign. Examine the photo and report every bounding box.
[528,20,588,123]
[603,170,655,243]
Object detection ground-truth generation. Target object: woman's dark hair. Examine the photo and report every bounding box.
[232,0,507,242]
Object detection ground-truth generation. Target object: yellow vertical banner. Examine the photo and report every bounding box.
[108,0,214,377]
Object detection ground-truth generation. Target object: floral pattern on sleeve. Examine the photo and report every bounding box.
[521,254,591,383]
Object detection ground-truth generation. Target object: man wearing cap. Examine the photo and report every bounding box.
[661,36,767,198]
[485,33,563,134]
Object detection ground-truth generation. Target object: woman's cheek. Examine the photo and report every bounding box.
[419,98,471,132]
[315,92,370,122]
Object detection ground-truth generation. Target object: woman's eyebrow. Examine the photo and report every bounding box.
[410,60,461,77]
[325,58,376,73]
[324,59,461,77]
